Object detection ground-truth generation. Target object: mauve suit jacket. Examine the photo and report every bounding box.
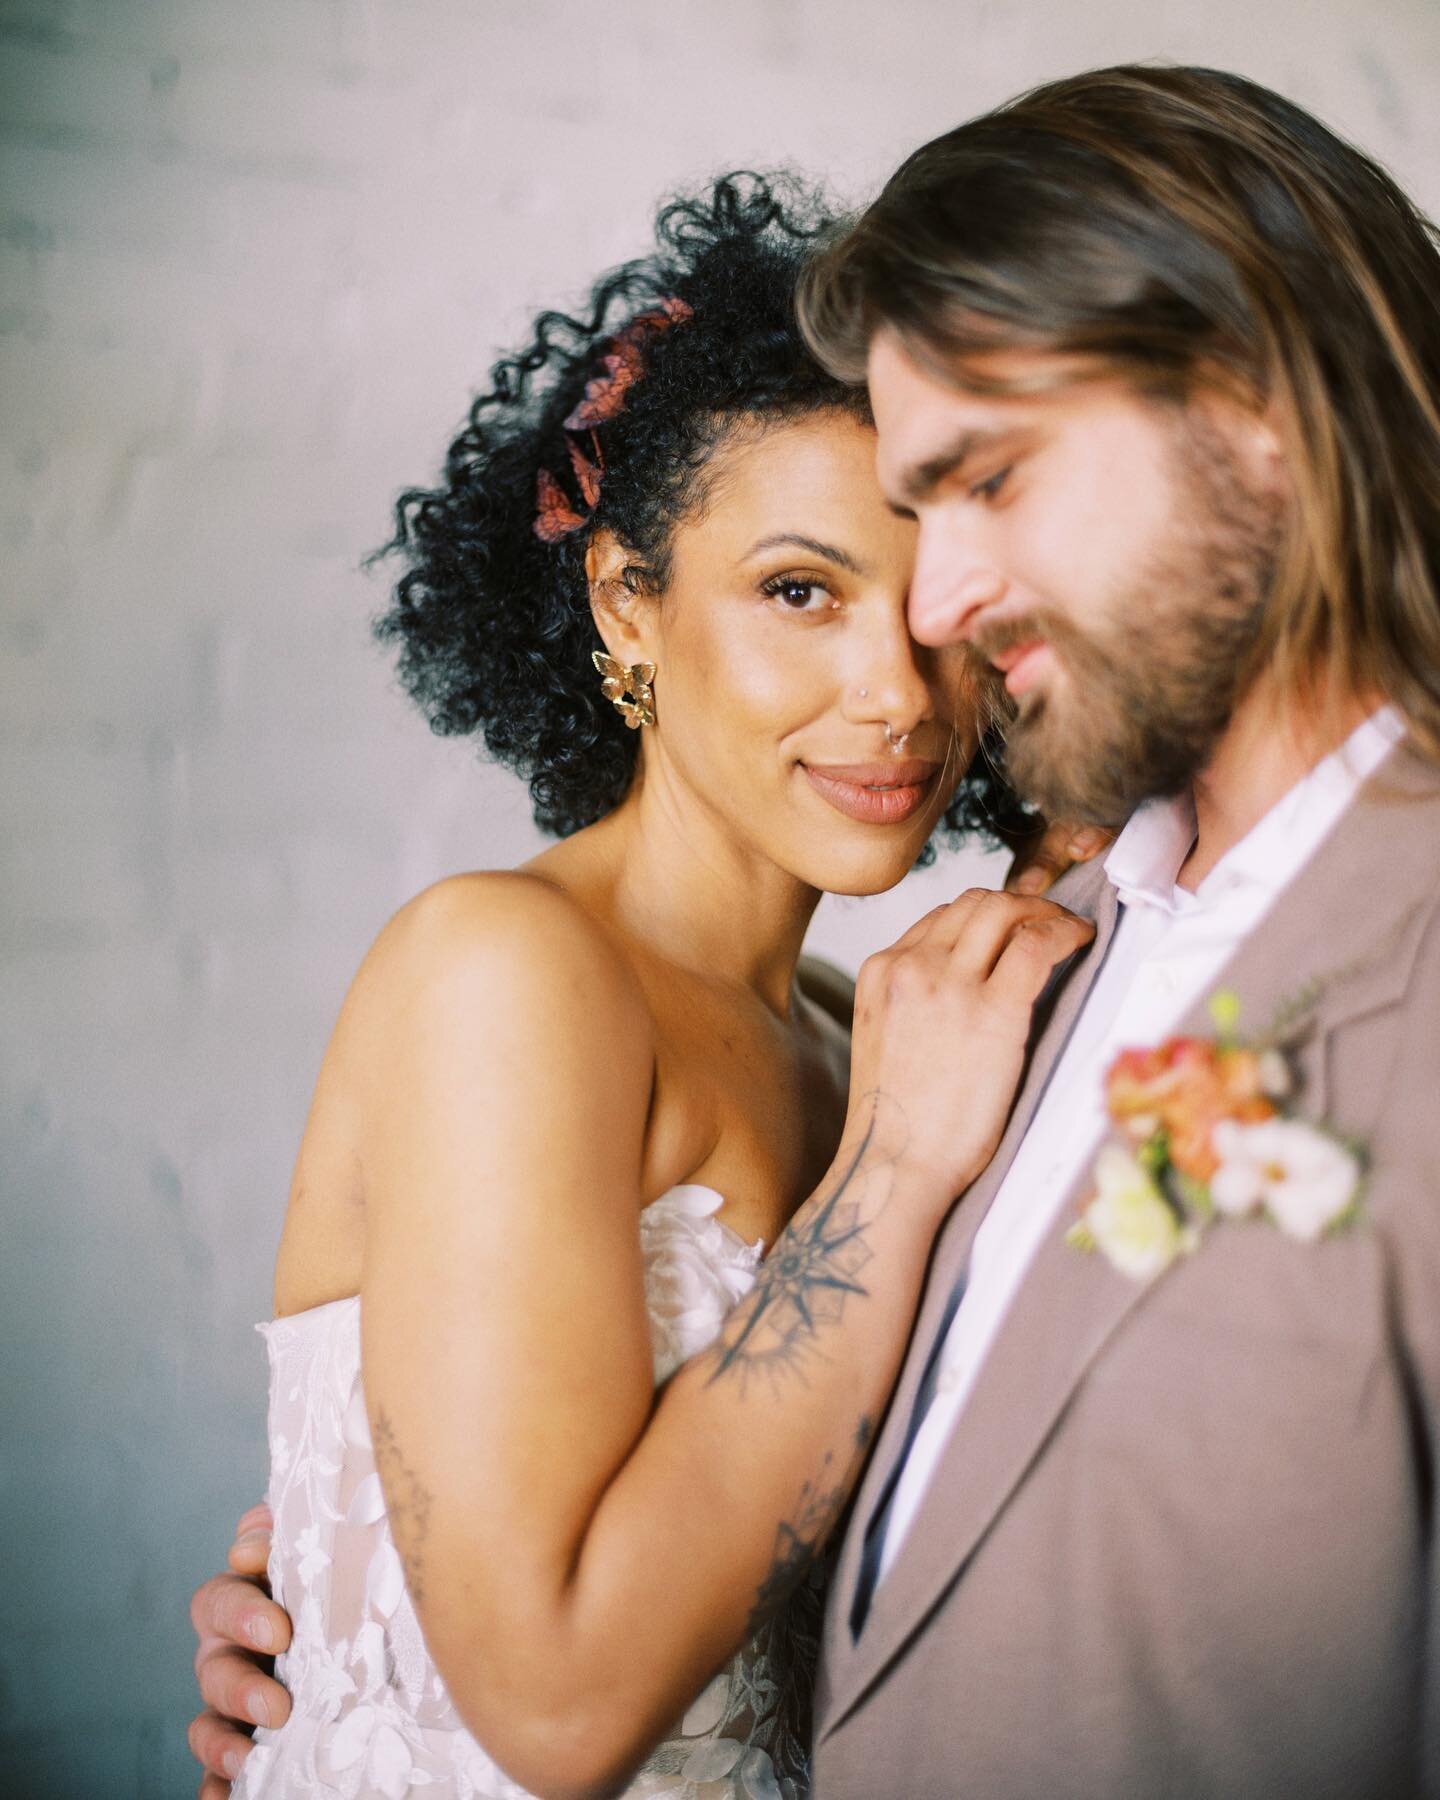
[811,741,1440,1800]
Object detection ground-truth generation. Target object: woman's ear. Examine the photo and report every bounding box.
[585,529,659,666]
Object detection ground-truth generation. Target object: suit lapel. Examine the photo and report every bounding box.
[821,740,1440,1737]
[899,865,1123,1382]
[824,864,1120,1669]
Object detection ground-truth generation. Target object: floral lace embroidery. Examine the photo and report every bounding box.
[231,1186,809,1800]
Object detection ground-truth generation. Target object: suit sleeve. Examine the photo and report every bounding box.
[1381,904,1440,1790]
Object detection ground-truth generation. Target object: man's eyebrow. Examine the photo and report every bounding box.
[898,427,1008,503]
[742,533,866,575]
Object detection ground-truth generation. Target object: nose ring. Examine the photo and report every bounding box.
[885,723,911,753]
[857,687,869,699]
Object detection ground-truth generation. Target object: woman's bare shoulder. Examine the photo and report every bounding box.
[347,871,656,1059]
[281,873,655,1311]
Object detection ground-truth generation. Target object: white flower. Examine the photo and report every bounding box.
[295,1523,330,1587]
[328,1698,421,1799]
[1209,1118,1360,1242]
[1077,1146,1189,1282]
[735,1745,786,1800]
[1208,1122,1266,1218]
[640,1187,762,1381]
[281,1603,357,1723]
[680,1671,732,1738]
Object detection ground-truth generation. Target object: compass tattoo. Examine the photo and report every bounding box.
[705,1118,888,1393]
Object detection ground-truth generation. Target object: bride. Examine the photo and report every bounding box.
[188,175,1101,1800]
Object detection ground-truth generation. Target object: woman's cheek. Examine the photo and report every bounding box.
[717,625,817,731]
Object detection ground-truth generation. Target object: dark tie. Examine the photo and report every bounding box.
[848,1269,968,1640]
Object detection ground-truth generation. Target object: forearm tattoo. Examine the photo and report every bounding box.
[705,1116,891,1393]
[745,1414,874,1637]
[372,1408,435,1606]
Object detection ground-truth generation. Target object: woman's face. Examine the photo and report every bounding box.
[606,410,981,895]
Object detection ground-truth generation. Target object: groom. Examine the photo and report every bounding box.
[192,66,1440,1797]
[790,63,1440,1799]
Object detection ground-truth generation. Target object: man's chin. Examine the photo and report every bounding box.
[1004,723,1144,831]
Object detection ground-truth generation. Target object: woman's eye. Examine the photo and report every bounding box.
[971,466,1011,501]
[763,577,833,612]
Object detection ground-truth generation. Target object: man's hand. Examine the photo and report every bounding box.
[188,1505,293,1796]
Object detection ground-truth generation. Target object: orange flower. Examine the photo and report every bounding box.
[1105,1037,1277,1183]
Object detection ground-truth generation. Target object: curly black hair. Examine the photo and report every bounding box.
[373,172,1029,850]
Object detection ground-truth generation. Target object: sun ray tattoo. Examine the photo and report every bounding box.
[705,1112,896,1392]
[745,1415,876,1637]
[745,1454,846,1636]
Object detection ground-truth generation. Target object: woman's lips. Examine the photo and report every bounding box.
[801,758,942,826]
[990,639,1053,698]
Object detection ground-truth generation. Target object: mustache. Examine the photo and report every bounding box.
[949,639,1017,746]
[969,608,1073,662]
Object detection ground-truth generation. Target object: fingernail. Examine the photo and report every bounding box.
[1013,869,1046,894]
[247,1690,270,1727]
[224,1749,243,1780]
[1068,829,1103,856]
[247,1614,274,1650]
[236,1528,269,1551]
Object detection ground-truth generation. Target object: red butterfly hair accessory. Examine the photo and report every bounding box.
[533,467,587,543]
[533,295,694,542]
[563,295,694,431]
[568,435,603,507]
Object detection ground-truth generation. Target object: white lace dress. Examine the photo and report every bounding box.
[231,1186,813,1800]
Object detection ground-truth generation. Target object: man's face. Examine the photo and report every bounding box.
[866,329,1286,825]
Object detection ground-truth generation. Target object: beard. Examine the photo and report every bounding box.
[975,415,1286,828]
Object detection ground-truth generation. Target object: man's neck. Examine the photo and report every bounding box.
[1176,679,1381,892]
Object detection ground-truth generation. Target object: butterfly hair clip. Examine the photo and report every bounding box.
[534,437,604,543]
[592,650,656,729]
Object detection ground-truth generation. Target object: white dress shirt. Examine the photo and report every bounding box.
[873,705,1406,1585]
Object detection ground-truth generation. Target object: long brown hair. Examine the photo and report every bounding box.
[798,65,1440,757]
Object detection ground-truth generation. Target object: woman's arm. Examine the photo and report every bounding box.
[358,875,1093,1799]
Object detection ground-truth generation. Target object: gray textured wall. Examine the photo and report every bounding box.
[3,2,1437,1793]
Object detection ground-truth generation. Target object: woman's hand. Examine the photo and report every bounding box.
[188,1504,292,1796]
[847,889,1096,1202]
[1003,817,1113,896]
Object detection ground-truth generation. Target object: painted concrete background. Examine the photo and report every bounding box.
[2,1,1437,1792]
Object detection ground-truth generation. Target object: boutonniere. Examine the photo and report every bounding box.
[1066,989,1366,1281]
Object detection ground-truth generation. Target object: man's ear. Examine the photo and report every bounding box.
[1191,377,1290,498]
[586,529,659,666]
[1220,388,1290,499]
[1250,397,1291,490]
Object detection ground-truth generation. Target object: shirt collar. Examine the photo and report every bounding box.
[1103,787,1199,915]
[1103,704,1407,917]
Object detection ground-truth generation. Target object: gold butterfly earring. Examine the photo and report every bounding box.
[592,650,657,729]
